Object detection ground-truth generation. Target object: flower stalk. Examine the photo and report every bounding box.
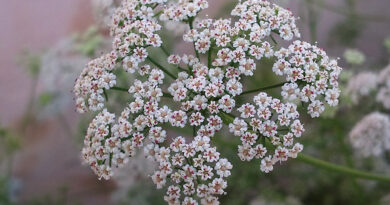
[240,82,287,96]
[147,56,177,79]
[295,154,390,183]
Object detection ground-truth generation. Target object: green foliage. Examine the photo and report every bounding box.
[329,17,363,46]
[0,177,15,205]
[38,92,53,107]
[0,126,20,157]
[17,51,41,78]
[384,36,390,54]
[73,26,104,57]
[26,186,81,205]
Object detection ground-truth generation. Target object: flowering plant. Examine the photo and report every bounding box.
[72,0,354,204]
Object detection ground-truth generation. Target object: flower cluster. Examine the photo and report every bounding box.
[377,65,390,109]
[81,109,120,180]
[74,53,117,113]
[167,54,239,115]
[273,40,342,117]
[349,112,390,157]
[148,136,232,205]
[346,72,378,103]
[110,0,164,73]
[74,0,342,203]
[345,64,390,109]
[231,0,300,41]
[229,92,304,173]
[161,0,209,22]
[91,0,121,28]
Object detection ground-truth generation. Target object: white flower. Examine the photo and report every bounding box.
[218,95,235,113]
[349,112,390,157]
[273,40,342,117]
[170,110,188,128]
[260,156,275,173]
[153,136,231,205]
[343,49,365,65]
[282,82,300,101]
[238,103,256,119]
[347,72,378,103]
[229,118,248,136]
[226,79,243,96]
[229,92,304,173]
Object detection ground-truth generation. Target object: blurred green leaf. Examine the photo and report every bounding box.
[38,92,53,107]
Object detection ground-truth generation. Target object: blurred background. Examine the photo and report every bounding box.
[1,0,390,204]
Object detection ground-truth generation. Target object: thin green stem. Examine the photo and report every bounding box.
[160,46,170,56]
[147,56,177,79]
[163,92,173,98]
[112,86,171,98]
[208,44,213,68]
[188,17,200,59]
[296,154,390,183]
[270,35,278,45]
[153,10,163,18]
[112,86,128,92]
[103,89,108,101]
[240,82,287,96]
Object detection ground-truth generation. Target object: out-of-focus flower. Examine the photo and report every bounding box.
[376,65,390,109]
[346,72,378,103]
[111,152,156,202]
[378,64,390,85]
[377,87,390,109]
[39,39,89,117]
[164,21,188,37]
[343,49,365,66]
[380,193,390,205]
[349,112,390,157]
[91,0,121,28]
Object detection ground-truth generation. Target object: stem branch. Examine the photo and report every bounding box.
[112,86,128,92]
[188,18,200,59]
[296,153,390,183]
[240,82,287,96]
[147,56,177,79]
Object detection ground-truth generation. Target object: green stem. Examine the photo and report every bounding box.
[103,89,108,101]
[163,92,173,98]
[296,154,390,183]
[161,46,170,56]
[112,86,171,98]
[240,82,287,96]
[153,10,163,18]
[112,86,128,92]
[270,35,278,45]
[188,17,200,59]
[208,44,213,68]
[147,56,177,79]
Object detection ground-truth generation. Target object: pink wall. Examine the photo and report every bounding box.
[0,0,93,126]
